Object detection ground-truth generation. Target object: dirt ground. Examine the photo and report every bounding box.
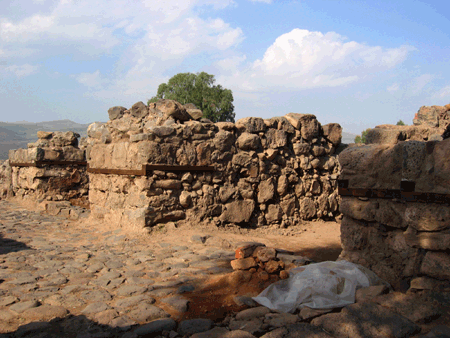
[10,198,343,323]
[133,218,343,321]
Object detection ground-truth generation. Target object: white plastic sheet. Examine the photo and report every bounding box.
[253,260,390,313]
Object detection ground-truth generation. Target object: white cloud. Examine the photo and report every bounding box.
[0,0,244,104]
[216,29,414,92]
[250,0,273,3]
[0,0,241,60]
[387,83,400,92]
[75,70,102,89]
[410,73,434,94]
[432,85,450,99]
[4,64,39,78]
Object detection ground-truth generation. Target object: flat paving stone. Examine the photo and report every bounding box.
[160,296,190,313]
[134,318,177,336]
[21,305,68,321]
[0,295,18,306]
[115,285,148,297]
[81,302,111,314]
[178,318,214,336]
[9,300,40,313]
[114,295,156,308]
[127,304,170,322]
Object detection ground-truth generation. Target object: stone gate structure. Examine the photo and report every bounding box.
[338,138,450,291]
[6,131,89,216]
[85,100,342,231]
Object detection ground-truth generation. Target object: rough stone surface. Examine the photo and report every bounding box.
[312,302,420,338]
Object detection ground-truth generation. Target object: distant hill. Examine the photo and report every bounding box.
[0,120,90,160]
[341,131,358,144]
[0,119,360,160]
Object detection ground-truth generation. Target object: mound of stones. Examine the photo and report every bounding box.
[366,104,450,144]
[230,242,313,282]
[86,99,342,230]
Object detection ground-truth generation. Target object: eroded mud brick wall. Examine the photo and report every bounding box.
[8,131,89,210]
[86,100,342,231]
[338,138,450,291]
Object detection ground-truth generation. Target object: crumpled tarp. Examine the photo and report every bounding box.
[253,260,390,313]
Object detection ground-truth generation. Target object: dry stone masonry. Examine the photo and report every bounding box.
[366,104,450,144]
[0,159,12,199]
[338,137,450,291]
[7,131,89,217]
[85,99,342,231]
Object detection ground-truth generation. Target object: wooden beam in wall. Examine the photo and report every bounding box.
[338,180,450,204]
[10,161,87,167]
[86,166,146,176]
[144,164,215,172]
[10,161,215,174]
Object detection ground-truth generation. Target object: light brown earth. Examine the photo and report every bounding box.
[141,218,342,321]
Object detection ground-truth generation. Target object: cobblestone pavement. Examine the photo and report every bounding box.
[1,200,450,338]
[0,200,242,337]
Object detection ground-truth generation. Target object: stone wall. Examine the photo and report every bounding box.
[366,104,450,144]
[0,159,12,198]
[86,99,342,231]
[338,138,450,291]
[8,131,89,210]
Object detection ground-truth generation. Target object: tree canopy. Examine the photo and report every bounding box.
[396,120,406,126]
[148,72,235,123]
[354,129,368,144]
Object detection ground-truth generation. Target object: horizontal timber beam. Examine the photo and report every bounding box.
[338,180,450,204]
[10,161,215,174]
[10,161,87,167]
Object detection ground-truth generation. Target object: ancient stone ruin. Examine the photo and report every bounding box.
[84,100,342,231]
[7,131,89,218]
[338,137,450,291]
[366,104,450,144]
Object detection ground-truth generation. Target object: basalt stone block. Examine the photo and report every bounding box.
[322,123,342,146]
[237,133,261,150]
[284,113,320,141]
[108,106,127,120]
[186,108,203,120]
[131,101,148,119]
[37,131,53,139]
[413,105,445,127]
[420,251,450,280]
[293,143,310,156]
[156,99,191,121]
[366,128,405,144]
[221,200,255,223]
[236,117,266,133]
[265,129,287,149]
[257,178,275,204]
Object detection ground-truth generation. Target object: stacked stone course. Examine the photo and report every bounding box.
[338,138,450,291]
[0,159,12,198]
[7,131,89,213]
[85,99,342,231]
[366,104,450,144]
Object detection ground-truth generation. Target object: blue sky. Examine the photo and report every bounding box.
[0,0,449,134]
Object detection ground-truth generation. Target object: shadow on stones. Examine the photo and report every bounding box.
[294,244,342,262]
[1,314,133,338]
[0,233,31,255]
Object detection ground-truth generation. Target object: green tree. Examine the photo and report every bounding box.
[396,120,406,126]
[354,129,368,144]
[148,72,235,122]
